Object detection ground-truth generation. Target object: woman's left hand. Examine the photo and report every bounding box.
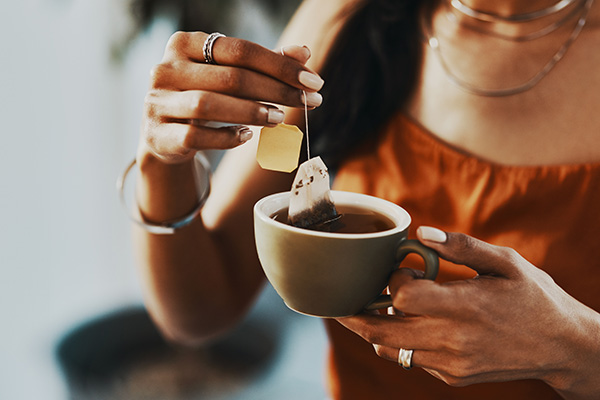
[336,227,600,398]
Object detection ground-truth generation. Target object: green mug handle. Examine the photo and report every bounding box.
[365,239,439,310]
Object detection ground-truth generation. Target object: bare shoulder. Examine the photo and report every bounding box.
[278,0,362,72]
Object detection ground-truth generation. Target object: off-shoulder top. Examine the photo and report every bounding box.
[327,113,600,399]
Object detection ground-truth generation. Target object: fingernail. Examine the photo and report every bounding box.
[298,70,324,91]
[267,108,285,124]
[281,45,311,60]
[239,127,253,143]
[280,45,294,56]
[418,226,447,243]
[302,45,311,59]
[302,91,323,107]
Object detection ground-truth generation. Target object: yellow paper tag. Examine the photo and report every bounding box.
[256,123,304,173]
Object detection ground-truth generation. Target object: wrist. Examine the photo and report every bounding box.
[136,139,197,166]
[544,304,600,399]
[131,146,210,230]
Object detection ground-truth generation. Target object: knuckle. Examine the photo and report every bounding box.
[445,330,469,355]
[495,246,527,276]
[391,287,412,310]
[220,69,244,93]
[149,64,172,88]
[167,31,190,52]
[285,87,303,106]
[455,233,477,253]
[229,38,254,61]
[361,326,383,345]
[145,130,159,151]
[143,91,160,118]
[181,125,198,149]
[190,91,211,117]
[497,246,521,263]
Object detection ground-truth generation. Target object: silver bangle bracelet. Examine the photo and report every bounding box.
[116,152,211,235]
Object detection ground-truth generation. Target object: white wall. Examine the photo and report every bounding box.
[0,1,326,399]
[0,1,176,398]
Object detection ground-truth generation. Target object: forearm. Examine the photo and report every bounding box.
[133,150,261,345]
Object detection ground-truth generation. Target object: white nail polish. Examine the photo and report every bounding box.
[267,108,285,124]
[298,71,324,91]
[301,45,311,59]
[418,226,447,243]
[302,91,322,107]
[280,45,293,56]
[239,128,253,143]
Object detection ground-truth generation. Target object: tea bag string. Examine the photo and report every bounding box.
[303,90,310,160]
[280,48,311,160]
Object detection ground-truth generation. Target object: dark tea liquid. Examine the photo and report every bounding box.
[271,204,396,234]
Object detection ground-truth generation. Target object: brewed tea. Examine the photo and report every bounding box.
[271,204,395,234]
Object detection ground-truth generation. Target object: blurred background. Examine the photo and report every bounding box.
[0,0,328,398]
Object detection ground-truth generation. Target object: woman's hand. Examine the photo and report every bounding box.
[336,227,600,399]
[140,31,324,163]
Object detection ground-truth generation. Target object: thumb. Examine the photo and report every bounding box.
[279,44,311,64]
[416,226,522,278]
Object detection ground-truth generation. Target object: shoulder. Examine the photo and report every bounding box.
[278,0,363,73]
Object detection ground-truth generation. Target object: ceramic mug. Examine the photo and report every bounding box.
[253,190,439,317]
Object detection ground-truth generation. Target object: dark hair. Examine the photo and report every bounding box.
[310,0,427,169]
[129,0,426,168]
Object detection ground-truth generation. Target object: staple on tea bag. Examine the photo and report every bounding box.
[288,156,339,230]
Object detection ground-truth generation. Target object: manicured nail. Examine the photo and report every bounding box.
[302,45,311,59]
[418,226,447,243]
[281,45,311,61]
[267,108,285,124]
[298,70,324,91]
[302,91,323,107]
[280,45,293,55]
[239,127,253,143]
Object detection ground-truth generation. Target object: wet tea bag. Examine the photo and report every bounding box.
[288,156,339,229]
[256,92,338,229]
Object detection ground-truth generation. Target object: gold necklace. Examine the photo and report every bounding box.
[422,0,594,97]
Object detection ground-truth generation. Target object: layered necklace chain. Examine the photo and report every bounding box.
[422,0,595,97]
[445,0,588,41]
[449,0,581,22]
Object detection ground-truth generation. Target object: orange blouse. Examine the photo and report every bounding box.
[327,113,600,399]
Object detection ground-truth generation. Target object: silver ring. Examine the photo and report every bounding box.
[398,348,413,370]
[203,32,225,64]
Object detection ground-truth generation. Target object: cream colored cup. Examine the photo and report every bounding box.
[254,190,439,317]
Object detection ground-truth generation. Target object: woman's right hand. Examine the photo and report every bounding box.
[139,31,324,164]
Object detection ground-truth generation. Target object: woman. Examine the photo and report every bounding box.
[131,0,600,398]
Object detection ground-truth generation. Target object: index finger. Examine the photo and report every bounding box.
[336,313,441,351]
[167,32,324,92]
[389,269,460,317]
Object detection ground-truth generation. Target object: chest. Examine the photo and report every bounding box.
[406,26,600,166]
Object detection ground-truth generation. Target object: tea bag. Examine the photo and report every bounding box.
[256,92,338,229]
[256,123,304,173]
[288,156,339,229]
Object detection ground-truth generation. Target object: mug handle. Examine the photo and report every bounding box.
[365,239,439,310]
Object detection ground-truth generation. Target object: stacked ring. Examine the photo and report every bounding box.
[203,32,226,64]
